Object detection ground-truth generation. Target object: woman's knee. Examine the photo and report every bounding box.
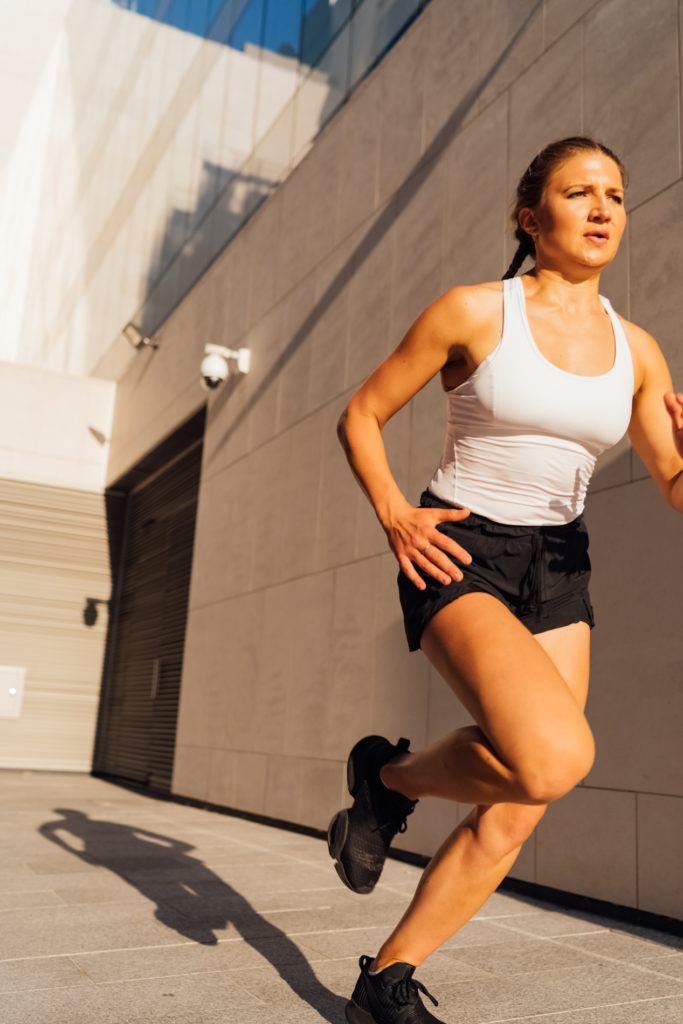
[473,802,547,860]
[515,721,595,805]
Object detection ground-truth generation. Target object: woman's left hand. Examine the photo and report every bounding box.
[664,392,683,458]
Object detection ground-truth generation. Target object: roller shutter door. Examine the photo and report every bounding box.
[96,439,201,792]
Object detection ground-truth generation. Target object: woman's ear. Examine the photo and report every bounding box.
[517,207,538,240]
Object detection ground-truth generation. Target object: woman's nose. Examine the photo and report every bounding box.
[590,197,610,220]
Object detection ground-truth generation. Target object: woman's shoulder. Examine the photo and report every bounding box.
[435,281,504,330]
[423,281,503,358]
[442,280,504,306]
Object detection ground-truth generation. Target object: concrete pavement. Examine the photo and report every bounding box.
[1,770,682,1023]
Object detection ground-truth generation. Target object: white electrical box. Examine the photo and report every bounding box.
[0,666,26,718]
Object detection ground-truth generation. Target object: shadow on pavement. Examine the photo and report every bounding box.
[39,808,347,1022]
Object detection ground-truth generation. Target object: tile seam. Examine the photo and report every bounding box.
[484,990,683,1023]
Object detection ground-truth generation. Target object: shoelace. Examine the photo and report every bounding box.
[372,814,410,835]
[371,793,417,836]
[393,975,439,1008]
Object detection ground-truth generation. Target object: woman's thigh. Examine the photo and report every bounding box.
[420,592,593,775]
[533,619,591,710]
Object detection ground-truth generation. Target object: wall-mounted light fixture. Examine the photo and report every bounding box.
[83,597,110,627]
[123,322,159,350]
[200,344,251,391]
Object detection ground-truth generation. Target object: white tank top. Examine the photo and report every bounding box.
[428,276,635,525]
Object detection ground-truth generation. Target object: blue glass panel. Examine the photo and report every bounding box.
[186,0,211,37]
[331,0,353,32]
[162,0,189,29]
[301,0,352,67]
[375,0,420,53]
[208,0,239,44]
[133,0,164,16]
[206,0,228,35]
[262,0,302,59]
[228,0,265,51]
[348,0,381,86]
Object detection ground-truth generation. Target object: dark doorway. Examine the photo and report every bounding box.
[94,409,205,793]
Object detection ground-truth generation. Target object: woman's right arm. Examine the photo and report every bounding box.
[338,287,487,590]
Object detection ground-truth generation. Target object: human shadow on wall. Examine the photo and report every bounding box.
[38,808,346,1022]
[208,1,543,447]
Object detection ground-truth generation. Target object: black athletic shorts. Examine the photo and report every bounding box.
[398,490,595,652]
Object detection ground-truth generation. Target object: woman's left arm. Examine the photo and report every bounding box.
[627,325,683,513]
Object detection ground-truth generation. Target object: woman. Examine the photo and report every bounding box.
[327,137,683,1024]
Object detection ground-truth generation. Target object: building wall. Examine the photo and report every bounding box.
[0,0,73,178]
[0,362,114,769]
[0,0,429,379]
[107,0,683,918]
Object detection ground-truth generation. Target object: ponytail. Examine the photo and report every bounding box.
[502,233,534,280]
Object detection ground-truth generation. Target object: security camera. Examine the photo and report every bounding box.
[200,344,250,391]
[200,349,229,390]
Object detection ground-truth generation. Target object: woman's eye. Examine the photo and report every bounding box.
[609,194,624,205]
[568,191,585,198]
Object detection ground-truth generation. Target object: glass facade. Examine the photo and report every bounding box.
[103,0,429,358]
[0,0,430,375]
[111,1,416,62]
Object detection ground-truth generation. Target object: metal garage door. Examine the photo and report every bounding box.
[94,434,202,793]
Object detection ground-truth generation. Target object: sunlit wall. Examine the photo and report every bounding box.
[0,0,430,378]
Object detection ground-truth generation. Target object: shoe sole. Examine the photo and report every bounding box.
[327,809,374,895]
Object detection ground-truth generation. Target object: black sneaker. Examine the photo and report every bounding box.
[346,954,445,1023]
[327,735,417,894]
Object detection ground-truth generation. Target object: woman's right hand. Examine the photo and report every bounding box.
[384,502,473,590]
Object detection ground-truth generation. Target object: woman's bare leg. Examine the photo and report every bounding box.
[372,593,591,969]
[375,801,546,968]
[381,594,593,807]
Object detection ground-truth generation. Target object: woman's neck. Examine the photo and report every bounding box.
[523,266,604,316]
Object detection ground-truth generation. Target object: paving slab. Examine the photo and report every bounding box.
[0,771,681,1023]
[435,962,683,1023]
[485,993,683,1024]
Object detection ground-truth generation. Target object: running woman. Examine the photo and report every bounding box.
[328,137,683,1024]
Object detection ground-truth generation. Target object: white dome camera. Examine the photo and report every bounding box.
[200,344,250,391]
[200,349,229,390]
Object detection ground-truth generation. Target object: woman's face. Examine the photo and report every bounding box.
[521,150,626,274]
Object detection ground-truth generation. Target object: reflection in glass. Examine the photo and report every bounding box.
[162,0,189,29]
[206,0,229,37]
[248,102,295,183]
[349,0,421,87]
[348,0,381,87]
[96,0,431,361]
[113,0,216,36]
[294,21,351,160]
[375,0,421,55]
[263,0,302,59]
[185,0,211,37]
[301,0,352,68]
[209,0,239,45]
[228,0,265,51]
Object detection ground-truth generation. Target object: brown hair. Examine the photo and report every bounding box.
[502,136,627,279]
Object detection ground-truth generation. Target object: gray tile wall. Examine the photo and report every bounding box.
[109,0,683,918]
